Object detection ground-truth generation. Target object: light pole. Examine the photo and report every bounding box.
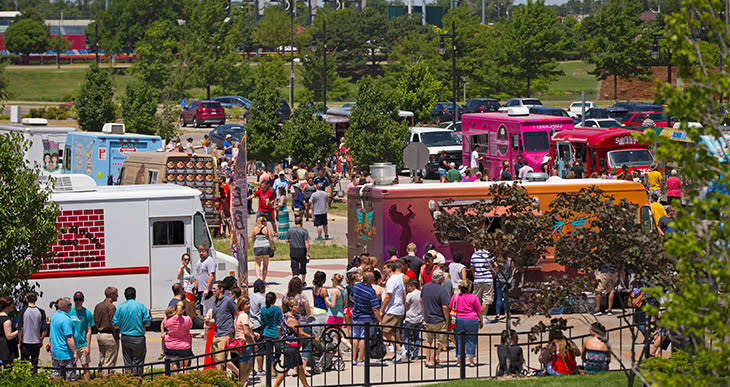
[439,21,457,123]
[309,20,327,111]
[283,0,295,108]
[650,33,672,86]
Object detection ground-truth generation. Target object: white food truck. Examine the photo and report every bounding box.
[34,175,238,322]
[0,119,76,175]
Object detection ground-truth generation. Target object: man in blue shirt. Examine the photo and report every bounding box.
[351,272,381,366]
[312,169,330,190]
[112,287,151,376]
[68,291,94,381]
[49,297,76,381]
[209,281,237,369]
[272,172,290,199]
[222,134,234,159]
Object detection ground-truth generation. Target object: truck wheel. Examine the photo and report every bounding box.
[179,115,186,127]
[193,117,200,128]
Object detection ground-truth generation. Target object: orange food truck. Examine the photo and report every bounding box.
[347,179,651,281]
[548,128,654,178]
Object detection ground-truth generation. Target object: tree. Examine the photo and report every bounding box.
[0,132,59,301]
[346,77,409,171]
[76,63,116,131]
[121,79,158,135]
[251,7,289,52]
[275,96,335,166]
[132,20,183,97]
[255,55,288,89]
[0,65,8,103]
[4,9,49,65]
[581,0,651,100]
[246,79,282,164]
[395,63,445,124]
[300,50,352,103]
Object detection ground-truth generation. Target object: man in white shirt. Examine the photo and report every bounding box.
[470,145,483,169]
[381,261,407,362]
[518,164,534,180]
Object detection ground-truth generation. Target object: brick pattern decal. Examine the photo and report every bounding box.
[43,209,105,271]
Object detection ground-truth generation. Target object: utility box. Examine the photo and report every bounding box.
[10,106,21,123]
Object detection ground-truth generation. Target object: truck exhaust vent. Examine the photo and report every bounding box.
[49,174,97,192]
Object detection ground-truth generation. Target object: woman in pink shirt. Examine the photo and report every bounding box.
[449,279,483,366]
[666,169,682,203]
[163,301,193,370]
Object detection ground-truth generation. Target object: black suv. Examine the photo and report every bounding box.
[430,102,462,123]
[463,98,501,113]
[612,101,664,113]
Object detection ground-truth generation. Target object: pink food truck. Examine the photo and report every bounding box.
[460,110,574,179]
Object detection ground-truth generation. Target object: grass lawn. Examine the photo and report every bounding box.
[213,236,346,260]
[5,65,133,102]
[426,371,628,387]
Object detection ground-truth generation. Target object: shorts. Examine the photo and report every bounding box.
[326,316,344,328]
[257,210,273,222]
[438,168,446,177]
[314,214,328,227]
[352,320,376,339]
[290,248,307,275]
[282,345,302,369]
[473,282,495,305]
[254,246,271,257]
[596,271,618,294]
[230,345,252,364]
[382,313,404,336]
[75,346,90,365]
[424,321,448,347]
[164,347,194,358]
[211,336,230,364]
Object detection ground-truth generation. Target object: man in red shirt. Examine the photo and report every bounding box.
[247,180,277,231]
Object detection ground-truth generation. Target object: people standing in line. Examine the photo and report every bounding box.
[311,184,330,240]
[251,216,276,282]
[420,253,437,285]
[324,273,352,351]
[446,162,461,182]
[470,249,495,325]
[68,291,94,381]
[500,161,513,181]
[276,186,290,241]
[449,280,483,367]
[650,193,666,230]
[222,134,234,159]
[208,281,236,371]
[647,164,663,200]
[657,206,676,236]
[168,283,195,316]
[421,269,450,368]
[195,244,217,316]
[0,297,18,367]
[228,296,255,385]
[351,272,382,366]
[449,252,467,294]
[260,292,282,342]
[666,169,682,203]
[249,280,267,377]
[48,297,77,380]
[594,260,617,316]
[93,287,119,374]
[403,278,423,362]
[518,163,534,181]
[177,253,195,303]
[303,177,317,222]
[286,216,310,285]
[582,322,610,373]
[436,151,449,183]
[163,301,193,371]
[112,287,151,377]
[401,242,422,277]
[17,292,48,370]
[470,145,483,170]
[282,277,313,376]
[274,297,316,387]
[381,261,407,362]
[247,179,277,232]
[312,271,329,315]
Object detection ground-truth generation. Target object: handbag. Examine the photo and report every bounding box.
[369,327,387,359]
[225,337,246,353]
[448,294,459,330]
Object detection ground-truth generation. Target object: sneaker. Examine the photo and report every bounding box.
[356,362,364,366]
[393,348,405,362]
[594,311,604,316]
[606,311,613,316]
[388,344,394,353]
[256,371,267,377]
[325,235,330,240]
[316,236,324,241]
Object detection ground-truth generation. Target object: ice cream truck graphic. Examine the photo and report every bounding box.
[460,110,574,179]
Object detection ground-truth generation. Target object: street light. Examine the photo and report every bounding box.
[439,21,458,123]
[282,0,295,108]
[309,20,327,111]
[650,33,672,86]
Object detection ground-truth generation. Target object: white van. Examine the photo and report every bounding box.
[0,119,76,174]
[34,175,238,322]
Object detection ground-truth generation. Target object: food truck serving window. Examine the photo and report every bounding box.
[522,131,549,152]
[607,149,653,167]
[153,221,185,245]
[194,213,211,249]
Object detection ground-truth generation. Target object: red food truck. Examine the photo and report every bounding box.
[549,128,654,177]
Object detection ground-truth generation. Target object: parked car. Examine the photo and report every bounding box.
[619,111,671,128]
[612,101,664,113]
[208,124,244,148]
[180,100,225,127]
[576,118,624,128]
[438,121,462,132]
[528,106,570,117]
[244,99,291,122]
[409,127,462,177]
[502,98,543,109]
[431,102,462,123]
[463,98,501,113]
[582,107,629,121]
[567,101,596,118]
[211,96,253,109]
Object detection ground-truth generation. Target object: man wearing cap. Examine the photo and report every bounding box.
[272,172,290,200]
[112,287,151,376]
[446,162,461,182]
[420,269,450,368]
[68,291,94,381]
[249,279,267,376]
[223,134,234,159]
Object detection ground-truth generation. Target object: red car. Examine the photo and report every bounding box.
[180,100,226,127]
[619,111,671,128]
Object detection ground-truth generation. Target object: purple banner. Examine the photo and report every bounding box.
[232,134,248,285]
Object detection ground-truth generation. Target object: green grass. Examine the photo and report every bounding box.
[213,237,346,260]
[5,65,133,102]
[426,371,628,387]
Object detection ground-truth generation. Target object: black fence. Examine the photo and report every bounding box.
[40,316,659,386]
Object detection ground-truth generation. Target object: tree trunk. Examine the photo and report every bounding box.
[527,75,531,98]
[613,74,618,101]
[206,85,211,100]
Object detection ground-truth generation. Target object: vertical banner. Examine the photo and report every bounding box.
[232,133,249,286]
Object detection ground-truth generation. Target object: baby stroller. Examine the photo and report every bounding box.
[310,326,346,375]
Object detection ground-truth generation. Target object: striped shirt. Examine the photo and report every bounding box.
[351,282,380,322]
[471,250,494,283]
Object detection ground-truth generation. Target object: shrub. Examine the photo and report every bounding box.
[64,369,234,387]
[0,360,56,387]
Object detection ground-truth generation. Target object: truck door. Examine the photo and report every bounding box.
[555,142,573,178]
[149,216,191,312]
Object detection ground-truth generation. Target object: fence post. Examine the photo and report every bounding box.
[164,358,171,376]
[266,340,273,387]
[364,322,371,387]
[459,331,466,380]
